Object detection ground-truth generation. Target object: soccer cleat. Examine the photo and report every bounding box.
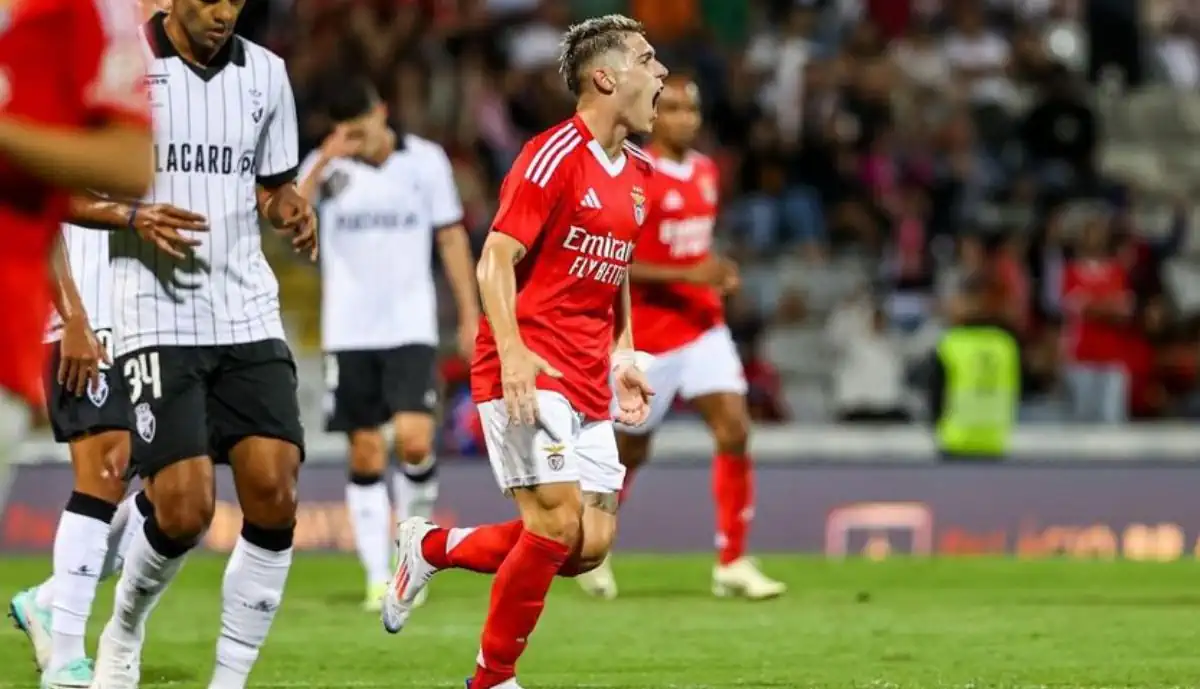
[465,679,524,689]
[381,517,439,634]
[574,553,618,600]
[41,658,95,689]
[711,557,787,600]
[89,620,142,689]
[362,581,388,613]
[10,586,53,671]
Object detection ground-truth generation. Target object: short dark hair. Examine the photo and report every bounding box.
[558,14,645,96]
[324,76,380,123]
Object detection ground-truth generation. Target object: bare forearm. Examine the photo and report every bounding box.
[613,276,634,351]
[437,225,480,323]
[68,193,135,231]
[0,121,152,198]
[476,242,524,351]
[629,260,695,284]
[296,155,331,203]
[50,234,86,324]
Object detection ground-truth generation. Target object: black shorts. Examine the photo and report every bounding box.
[324,344,438,433]
[117,339,305,478]
[45,332,135,443]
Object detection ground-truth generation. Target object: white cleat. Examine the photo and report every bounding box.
[89,621,142,689]
[9,586,52,671]
[574,553,618,600]
[712,557,787,600]
[381,517,439,634]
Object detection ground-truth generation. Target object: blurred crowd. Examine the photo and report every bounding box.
[244,0,1200,432]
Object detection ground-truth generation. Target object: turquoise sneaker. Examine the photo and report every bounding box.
[9,587,53,671]
[41,658,95,689]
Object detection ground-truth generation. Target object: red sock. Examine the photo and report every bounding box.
[472,530,570,688]
[421,520,523,573]
[713,452,753,565]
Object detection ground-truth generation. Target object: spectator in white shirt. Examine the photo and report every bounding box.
[942,3,1015,109]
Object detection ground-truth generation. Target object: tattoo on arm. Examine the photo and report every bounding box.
[512,246,526,263]
[582,491,619,514]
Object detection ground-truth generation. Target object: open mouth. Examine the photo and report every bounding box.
[651,87,663,109]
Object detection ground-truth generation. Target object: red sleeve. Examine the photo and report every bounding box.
[1060,264,1083,313]
[74,0,150,128]
[490,139,569,249]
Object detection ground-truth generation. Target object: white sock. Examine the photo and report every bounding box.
[345,479,391,588]
[394,455,439,522]
[35,576,54,608]
[49,497,115,670]
[210,534,292,689]
[111,520,188,636]
[100,492,145,579]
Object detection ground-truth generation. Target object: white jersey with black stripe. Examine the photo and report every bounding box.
[300,134,464,352]
[109,15,299,356]
[44,225,114,344]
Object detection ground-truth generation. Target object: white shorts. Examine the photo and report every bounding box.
[477,390,624,495]
[614,325,747,435]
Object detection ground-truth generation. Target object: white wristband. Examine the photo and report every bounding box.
[611,349,636,372]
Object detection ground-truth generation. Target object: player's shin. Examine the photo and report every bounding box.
[471,490,577,688]
[48,491,118,671]
[110,504,193,635]
[394,454,438,522]
[345,472,391,600]
[210,522,294,689]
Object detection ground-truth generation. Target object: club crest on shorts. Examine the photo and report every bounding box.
[544,444,566,471]
[87,372,110,408]
[135,402,156,443]
[630,186,646,226]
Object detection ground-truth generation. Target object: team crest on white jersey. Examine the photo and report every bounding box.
[249,88,264,123]
[631,186,646,226]
[88,373,110,408]
[135,402,156,442]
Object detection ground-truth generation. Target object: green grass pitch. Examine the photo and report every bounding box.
[2,555,1200,688]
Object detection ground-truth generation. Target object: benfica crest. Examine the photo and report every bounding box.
[630,186,646,226]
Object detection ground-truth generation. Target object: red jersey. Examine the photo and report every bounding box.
[1061,258,1131,365]
[629,149,723,354]
[0,0,149,403]
[471,116,655,420]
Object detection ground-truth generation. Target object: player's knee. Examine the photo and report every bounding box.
[147,457,215,540]
[70,430,130,503]
[236,447,300,529]
[348,432,387,474]
[394,432,433,465]
[522,499,584,550]
[710,413,750,455]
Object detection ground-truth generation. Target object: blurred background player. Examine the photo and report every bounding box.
[0,0,152,551]
[298,77,478,612]
[86,1,315,688]
[381,14,663,689]
[576,75,785,601]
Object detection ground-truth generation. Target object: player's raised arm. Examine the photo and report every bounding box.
[429,145,480,359]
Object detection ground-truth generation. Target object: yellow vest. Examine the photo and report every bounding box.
[935,326,1020,456]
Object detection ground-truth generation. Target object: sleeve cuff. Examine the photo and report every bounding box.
[256,166,299,188]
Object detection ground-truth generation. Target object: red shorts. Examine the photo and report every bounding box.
[0,261,52,406]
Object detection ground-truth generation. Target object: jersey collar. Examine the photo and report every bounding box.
[145,12,246,82]
[573,114,627,178]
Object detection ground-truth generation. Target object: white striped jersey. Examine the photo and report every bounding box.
[44,225,114,344]
[109,14,299,356]
[300,134,463,351]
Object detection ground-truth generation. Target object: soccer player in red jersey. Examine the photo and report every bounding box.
[0,0,152,453]
[382,14,666,689]
[576,76,786,601]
